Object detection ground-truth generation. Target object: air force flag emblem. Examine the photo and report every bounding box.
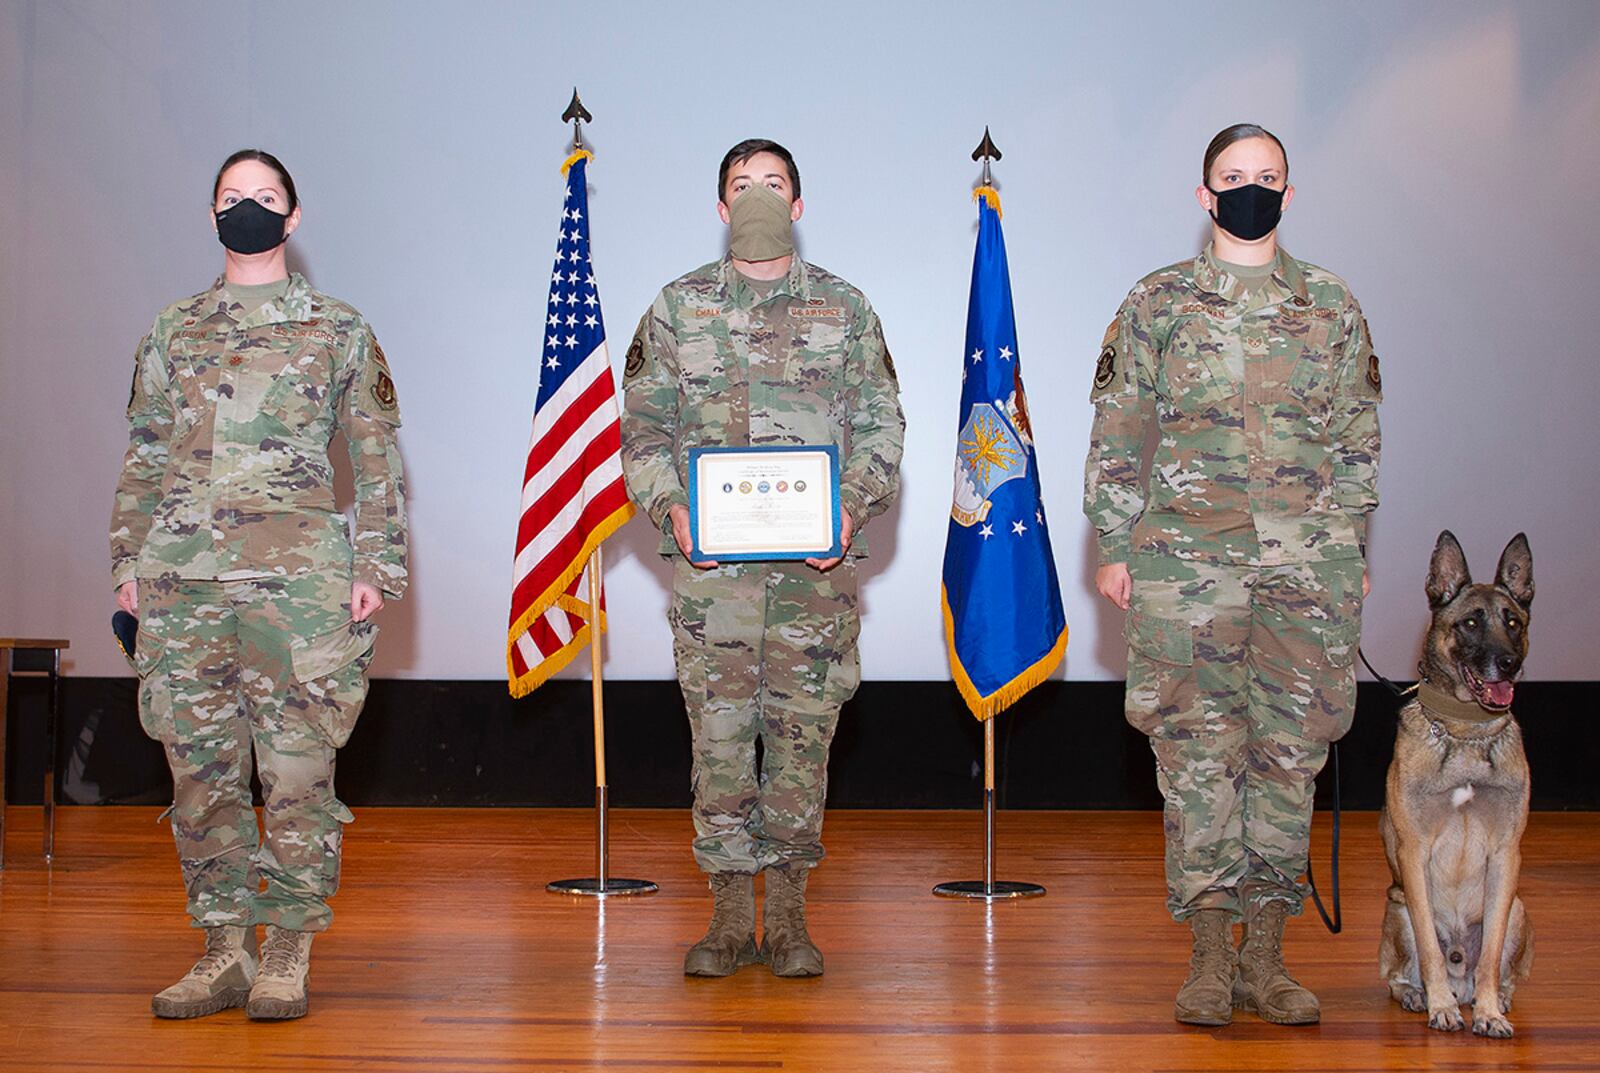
[951,402,1026,527]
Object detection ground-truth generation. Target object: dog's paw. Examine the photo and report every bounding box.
[1428,1004,1465,1032]
[1498,989,1514,1014]
[1396,987,1426,1013]
[1472,1010,1514,1038]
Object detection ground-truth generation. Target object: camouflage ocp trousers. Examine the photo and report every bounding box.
[1125,553,1363,921]
[134,573,376,931]
[669,558,862,875]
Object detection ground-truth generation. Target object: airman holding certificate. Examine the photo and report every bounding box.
[620,138,904,978]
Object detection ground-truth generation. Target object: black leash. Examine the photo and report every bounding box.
[1305,647,1413,935]
[1360,647,1414,699]
[1305,744,1342,933]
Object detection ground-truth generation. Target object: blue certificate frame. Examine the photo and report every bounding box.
[687,445,843,563]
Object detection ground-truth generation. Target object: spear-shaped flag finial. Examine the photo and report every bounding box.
[971,127,1002,164]
[562,88,593,149]
[972,126,1001,188]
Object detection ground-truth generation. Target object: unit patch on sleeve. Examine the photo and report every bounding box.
[1094,345,1117,390]
[371,371,398,410]
[624,333,646,382]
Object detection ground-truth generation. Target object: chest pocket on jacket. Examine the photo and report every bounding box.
[1285,321,1340,418]
[166,335,223,426]
[259,341,336,431]
[1160,316,1238,416]
[679,326,745,400]
[781,317,848,389]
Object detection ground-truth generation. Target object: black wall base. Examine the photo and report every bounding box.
[4,679,1596,810]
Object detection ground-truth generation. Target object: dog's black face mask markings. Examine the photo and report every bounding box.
[1422,531,1534,712]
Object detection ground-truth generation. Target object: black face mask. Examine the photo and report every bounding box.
[215,198,289,254]
[1207,183,1284,242]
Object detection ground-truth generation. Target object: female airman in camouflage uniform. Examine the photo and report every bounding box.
[111,150,407,1021]
[1084,125,1381,1026]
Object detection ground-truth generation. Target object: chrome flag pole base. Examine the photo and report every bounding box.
[546,877,658,897]
[548,785,657,896]
[933,777,1045,900]
[932,880,1046,900]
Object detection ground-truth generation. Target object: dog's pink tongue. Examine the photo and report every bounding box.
[1485,680,1515,708]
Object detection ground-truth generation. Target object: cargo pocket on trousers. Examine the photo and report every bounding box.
[290,621,378,748]
[133,628,179,744]
[1303,619,1359,743]
[1123,609,1195,737]
[821,614,863,709]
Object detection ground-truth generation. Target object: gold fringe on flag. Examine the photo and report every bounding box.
[561,149,594,177]
[506,499,634,698]
[973,185,1002,217]
[940,583,1067,721]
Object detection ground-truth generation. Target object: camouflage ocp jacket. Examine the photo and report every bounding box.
[110,273,408,596]
[620,255,905,557]
[1084,245,1382,568]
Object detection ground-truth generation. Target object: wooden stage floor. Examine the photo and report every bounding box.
[0,807,1596,1072]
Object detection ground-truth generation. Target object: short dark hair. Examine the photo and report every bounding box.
[718,139,800,202]
[212,148,299,211]
[1202,124,1287,185]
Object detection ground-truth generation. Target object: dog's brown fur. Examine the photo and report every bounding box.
[1379,531,1535,1037]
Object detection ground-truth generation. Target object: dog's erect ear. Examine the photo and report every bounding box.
[1427,530,1472,608]
[1495,532,1534,610]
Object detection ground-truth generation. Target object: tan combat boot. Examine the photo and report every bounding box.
[1174,909,1237,1026]
[151,925,258,1019]
[760,865,822,978]
[683,873,760,977]
[1234,896,1321,1024]
[246,925,314,1020]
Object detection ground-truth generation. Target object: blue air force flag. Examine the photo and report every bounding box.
[940,188,1068,719]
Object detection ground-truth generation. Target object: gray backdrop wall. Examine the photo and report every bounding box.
[3,0,1597,683]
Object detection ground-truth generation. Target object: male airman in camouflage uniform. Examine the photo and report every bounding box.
[1084,126,1380,1026]
[621,139,904,978]
[112,270,406,1019]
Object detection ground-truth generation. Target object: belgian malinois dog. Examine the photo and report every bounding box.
[1379,531,1535,1037]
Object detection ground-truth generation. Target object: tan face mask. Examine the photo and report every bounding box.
[726,183,794,262]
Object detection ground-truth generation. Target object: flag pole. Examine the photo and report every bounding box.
[932,715,1043,900]
[933,127,1045,902]
[546,89,655,899]
[588,548,610,885]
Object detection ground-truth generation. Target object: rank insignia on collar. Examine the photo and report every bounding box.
[1094,345,1117,390]
[1291,293,1312,308]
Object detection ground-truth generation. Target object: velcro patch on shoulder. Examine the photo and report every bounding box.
[623,319,649,383]
[365,332,399,412]
[1093,344,1117,391]
[371,370,398,410]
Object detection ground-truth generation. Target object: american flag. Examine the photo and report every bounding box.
[507,151,635,697]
